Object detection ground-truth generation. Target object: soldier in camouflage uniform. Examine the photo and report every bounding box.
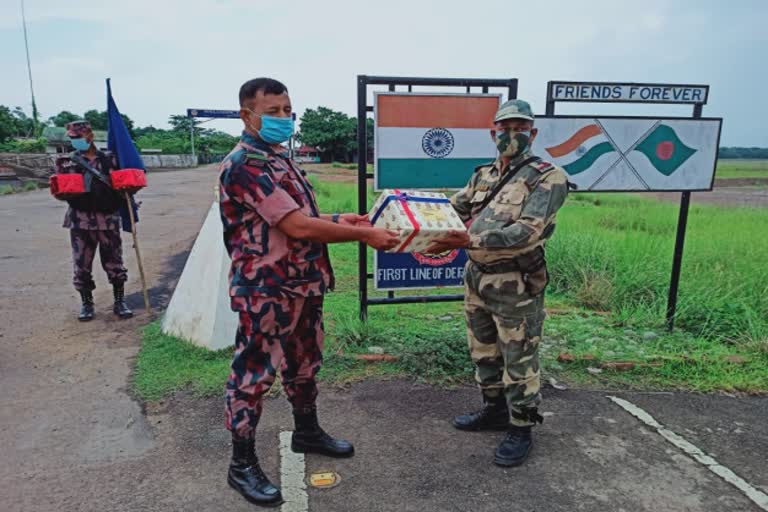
[54,120,132,321]
[219,78,399,507]
[427,99,569,467]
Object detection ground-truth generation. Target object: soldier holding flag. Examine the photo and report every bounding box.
[53,120,133,321]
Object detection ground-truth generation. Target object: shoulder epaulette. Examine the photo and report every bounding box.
[243,152,271,167]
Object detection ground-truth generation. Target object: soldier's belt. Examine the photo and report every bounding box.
[470,248,545,274]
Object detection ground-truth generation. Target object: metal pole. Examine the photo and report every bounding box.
[545,82,555,116]
[125,192,151,314]
[508,79,518,101]
[666,102,702,331]
[189,119,195,159]
[20,0,39,134]
[357,76,369,321]
[666,191,691,331]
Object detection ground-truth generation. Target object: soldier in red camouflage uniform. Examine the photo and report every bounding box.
[54,120,132,321]
[219,78,399,507]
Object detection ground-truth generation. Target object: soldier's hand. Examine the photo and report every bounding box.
[339,213,371,227]
[425,230,470,253]
[363,228,401,250]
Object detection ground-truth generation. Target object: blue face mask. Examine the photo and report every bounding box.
[70,138,91,151]
[247,110,294,144]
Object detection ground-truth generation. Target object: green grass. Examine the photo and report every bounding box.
[133,179,768,401]
[549,193,768,343]
[331,162,358,170]
[0,182,37,195]
[716,159,768,179]
[134,323,233,400]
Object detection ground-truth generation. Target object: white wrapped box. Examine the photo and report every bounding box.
[369,189,467,253]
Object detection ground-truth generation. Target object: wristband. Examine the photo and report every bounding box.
[331,213,341,224]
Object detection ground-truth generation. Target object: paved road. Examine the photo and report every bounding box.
[1,166,765,511]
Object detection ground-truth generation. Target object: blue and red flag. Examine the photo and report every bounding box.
[106,78,145,232]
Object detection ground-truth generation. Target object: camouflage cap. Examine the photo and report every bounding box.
[65,120,92,137]
[494,99,534,123]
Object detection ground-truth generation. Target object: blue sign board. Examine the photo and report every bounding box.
[186,109,240,119]
[374,249,468,290]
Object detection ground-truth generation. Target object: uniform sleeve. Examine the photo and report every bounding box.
[224,161,301,226]
[450,171,478,223]
[469,169,568,249]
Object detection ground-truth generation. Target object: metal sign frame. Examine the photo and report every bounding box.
[372,91,503,191]
[547,81,710,105]
[545,80,712,331]
[535,114,723,192]
[356,75,518,320]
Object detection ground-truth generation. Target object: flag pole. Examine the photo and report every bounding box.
[125,192,151,313]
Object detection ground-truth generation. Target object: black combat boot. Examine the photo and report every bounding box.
[494,408,543,467]
[291,407,355,458]
[452,394,509,431]
[112,283,133,319]
[227,435,283,507]
[78,290,95,322]
[494,425,534,467]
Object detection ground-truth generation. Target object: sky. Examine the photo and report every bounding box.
[1,0,767,146]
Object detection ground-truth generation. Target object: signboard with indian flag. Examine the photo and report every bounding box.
[534,116,722,191]
[374,92,501,190]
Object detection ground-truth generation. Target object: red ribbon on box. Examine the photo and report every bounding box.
[394,188,421,253]
[110,168,147,191]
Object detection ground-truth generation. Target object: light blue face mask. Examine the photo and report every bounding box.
[70,137,91,151]
[246,110,294,144]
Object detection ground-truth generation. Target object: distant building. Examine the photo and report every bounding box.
[294,144,321,163]
[42,126,108,154]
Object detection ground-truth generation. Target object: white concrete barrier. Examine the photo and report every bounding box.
[161,202,237,351]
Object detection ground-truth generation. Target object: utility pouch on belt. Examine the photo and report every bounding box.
[473,247,548,296]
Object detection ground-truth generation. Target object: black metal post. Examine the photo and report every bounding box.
[666,191,691,331]
[508,80,518,101]
[666,102,703,331]
[357,75,369,321]
[545,81,555,116]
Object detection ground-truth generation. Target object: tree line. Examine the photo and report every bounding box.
[0,105,238,155]
[2,104,766,161]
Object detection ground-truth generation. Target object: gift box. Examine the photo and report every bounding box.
[370,189,466,253]
[49,173,85,198]
[110,168,147,191]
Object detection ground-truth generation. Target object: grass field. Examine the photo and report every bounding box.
[0,182,38,195]
[133,176,768,401]
[716,159,768,179]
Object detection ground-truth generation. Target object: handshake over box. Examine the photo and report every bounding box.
[369,189,467,253]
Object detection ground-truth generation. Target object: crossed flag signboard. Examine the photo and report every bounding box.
[534,116,722,191]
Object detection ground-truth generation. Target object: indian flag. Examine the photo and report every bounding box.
[545,123,616,175]
[375,93,500,190]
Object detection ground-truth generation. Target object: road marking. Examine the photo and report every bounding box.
[279,431,308,512]
[608,396,768,511]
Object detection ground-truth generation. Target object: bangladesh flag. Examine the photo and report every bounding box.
[634,124,696,176]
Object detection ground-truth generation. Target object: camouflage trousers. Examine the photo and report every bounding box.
[69,228,127,292]
[225,295,325,439]
[464,262,545,427]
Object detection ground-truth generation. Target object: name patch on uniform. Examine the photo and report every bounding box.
[533,161,554,171]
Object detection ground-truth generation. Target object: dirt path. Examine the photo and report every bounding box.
[0,165,218,511]
[1,166,766,512]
